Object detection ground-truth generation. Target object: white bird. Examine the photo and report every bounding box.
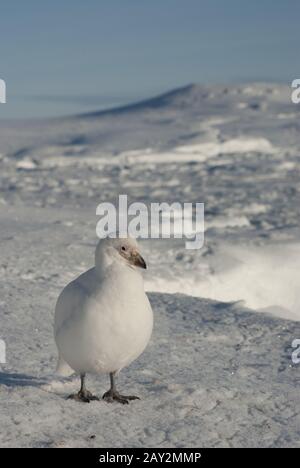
[54,236,153,404]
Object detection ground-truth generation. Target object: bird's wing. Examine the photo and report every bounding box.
[54,267,98,337]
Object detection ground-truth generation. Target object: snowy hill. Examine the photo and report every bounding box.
[0,82,298,156]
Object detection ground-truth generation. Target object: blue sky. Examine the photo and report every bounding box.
[0,0,299,118]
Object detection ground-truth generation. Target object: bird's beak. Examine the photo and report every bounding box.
[131,252,147,269]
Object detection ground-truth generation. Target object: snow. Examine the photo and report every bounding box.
[0,208,299,447]
[1,82,300,447]
[15,158,38,171]
[1,284,300,446]
[118,138,276,165]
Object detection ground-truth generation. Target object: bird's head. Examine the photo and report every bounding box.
[95,236,147,271]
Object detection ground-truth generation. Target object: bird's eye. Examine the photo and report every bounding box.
[121,246,126,251]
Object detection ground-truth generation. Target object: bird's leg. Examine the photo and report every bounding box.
[67,373,99,403]
[102,372,140,405]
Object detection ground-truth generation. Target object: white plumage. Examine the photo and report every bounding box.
[54,236,153,404]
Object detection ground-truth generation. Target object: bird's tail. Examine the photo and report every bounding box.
[56,355,74,377]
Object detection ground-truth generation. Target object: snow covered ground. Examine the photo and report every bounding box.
[1,83,300,447]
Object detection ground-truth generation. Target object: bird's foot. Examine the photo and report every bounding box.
[102,389,140,405]
[67,390,99,403]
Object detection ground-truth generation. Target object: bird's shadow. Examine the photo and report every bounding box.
[0,371,47,388]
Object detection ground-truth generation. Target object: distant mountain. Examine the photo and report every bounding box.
[79,82,290,118]
[80,84,203,117]
[0,82,296,157]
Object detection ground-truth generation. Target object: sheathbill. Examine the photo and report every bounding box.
[54,236,153,404]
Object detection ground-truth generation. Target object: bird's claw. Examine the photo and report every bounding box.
[67,390,100,403]
[102,390,140,405]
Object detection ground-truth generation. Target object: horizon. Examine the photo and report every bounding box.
[0,80,292,122]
